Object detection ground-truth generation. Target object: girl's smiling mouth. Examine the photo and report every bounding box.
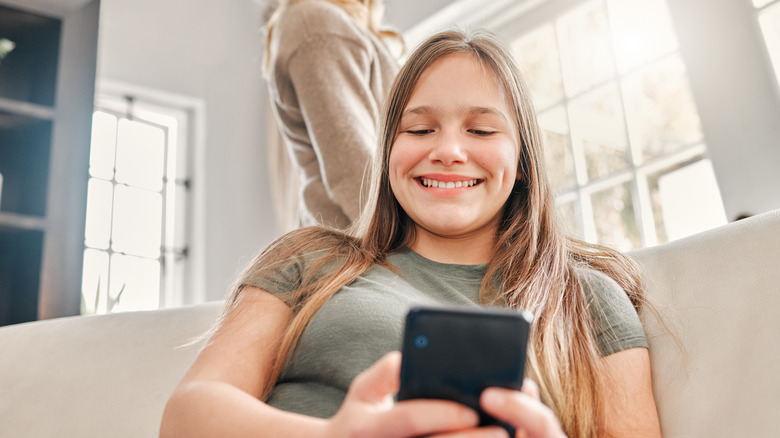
[416,175,484,189]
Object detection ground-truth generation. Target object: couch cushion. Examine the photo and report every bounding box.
[630,209,780,437]
[0,301,221,438]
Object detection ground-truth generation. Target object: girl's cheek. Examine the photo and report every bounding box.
[389,142,416,171]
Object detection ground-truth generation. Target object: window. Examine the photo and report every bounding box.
[81,95,191,314]
[753,0,780,90]
[508,0,726,250]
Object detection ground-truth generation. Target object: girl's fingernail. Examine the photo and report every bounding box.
[462,408,479,424]
[483,389,504,408]
[486,426,510,438]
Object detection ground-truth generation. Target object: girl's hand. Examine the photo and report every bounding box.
[324,351,485,438]
[480,379,567,438]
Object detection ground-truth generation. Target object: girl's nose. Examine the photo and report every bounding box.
[428,130,467,166]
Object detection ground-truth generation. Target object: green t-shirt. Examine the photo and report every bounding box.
[248,248,647,419]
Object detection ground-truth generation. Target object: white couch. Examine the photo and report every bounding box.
[1,209,779,437]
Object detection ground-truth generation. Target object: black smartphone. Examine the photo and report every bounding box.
[397,306,532,434]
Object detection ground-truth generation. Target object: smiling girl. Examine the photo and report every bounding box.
[161,29,662,438]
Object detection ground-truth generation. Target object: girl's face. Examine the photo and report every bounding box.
[389,53,521,244]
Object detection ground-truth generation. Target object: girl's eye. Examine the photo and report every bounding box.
[469,129,496,136]
[407,129,434,135]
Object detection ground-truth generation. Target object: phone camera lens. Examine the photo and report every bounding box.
[413,334,428,349]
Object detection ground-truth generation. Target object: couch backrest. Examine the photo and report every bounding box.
[630,209,780,437]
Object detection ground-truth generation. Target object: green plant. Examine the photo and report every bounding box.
[0,38,15,63]
[80,279,126,315]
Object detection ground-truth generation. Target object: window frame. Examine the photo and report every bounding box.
[81,84,204,313]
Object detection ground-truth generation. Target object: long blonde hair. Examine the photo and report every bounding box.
[233,29,647,437]
[262,0,402,74]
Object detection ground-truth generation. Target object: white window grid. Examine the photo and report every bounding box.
[511,0,712,249]
[82,97,190,314]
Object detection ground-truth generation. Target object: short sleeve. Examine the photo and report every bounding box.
[241,254,307,307]
[240,249,341,308]
[579,268,649,356]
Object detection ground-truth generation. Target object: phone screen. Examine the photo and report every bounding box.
[397,306,531,433]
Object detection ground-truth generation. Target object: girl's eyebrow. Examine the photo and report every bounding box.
[402,105,507,118]
[402,105,434,117]
[467,106,507,119]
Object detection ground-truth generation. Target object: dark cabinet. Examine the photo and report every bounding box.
[0,0,99,325]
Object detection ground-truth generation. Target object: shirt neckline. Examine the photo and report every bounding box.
[390,247,488,282]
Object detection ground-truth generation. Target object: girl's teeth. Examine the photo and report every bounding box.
[422,179,477,188]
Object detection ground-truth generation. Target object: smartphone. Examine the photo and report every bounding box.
[397,306,532,433]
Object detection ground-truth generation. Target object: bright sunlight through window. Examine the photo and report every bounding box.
[81,99,189,314]
[510,0,726,250]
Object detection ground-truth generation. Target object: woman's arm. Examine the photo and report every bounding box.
[160,288,484,438]
[600,347,662,437]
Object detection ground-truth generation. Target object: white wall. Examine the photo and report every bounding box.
[98,0,274,302]
[666,0,780,219]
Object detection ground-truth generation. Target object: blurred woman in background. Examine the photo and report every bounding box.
[264,0,402,230]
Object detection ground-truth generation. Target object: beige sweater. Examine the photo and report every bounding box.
[267,0,399,229]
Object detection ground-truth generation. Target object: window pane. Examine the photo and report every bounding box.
[89,111,117,180]
[111,184,162,258]
[512,24,565,110]
[759,4,780,88]
[110,253,160,312]
[557,199,578,235]
[622,55,703,161]
[115,118,165,191]
[84,178,113,250]
[648,157,726,242]
[81,249,109,314]
[557,0,615,97]
[591,182,640,250]
[569,84,630,181]
[538,106,576,191]
[606,0,678,73]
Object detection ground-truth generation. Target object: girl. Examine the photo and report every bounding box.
[161,29,661,437]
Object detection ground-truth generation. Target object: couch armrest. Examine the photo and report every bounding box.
[630,209,780,437]
[0,301,221,438]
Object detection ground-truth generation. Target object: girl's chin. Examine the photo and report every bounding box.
[413,217,497,238]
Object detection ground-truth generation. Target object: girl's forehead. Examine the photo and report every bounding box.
[404,53,512,118]
[417,53,495,87]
